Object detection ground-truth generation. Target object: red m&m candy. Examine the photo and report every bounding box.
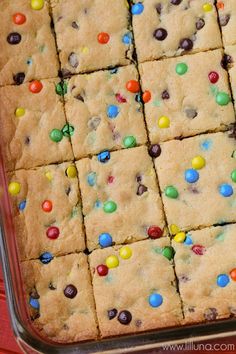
[208,71,219,84]
[147,226,163,239]
[97,264,109,276]
[126,80,140,93]
[191,244,205,255]
[46,226,60,240]
[42,200,53,212]
[13,13,26,25]
[97,32,110,44]
[29,80,43,93]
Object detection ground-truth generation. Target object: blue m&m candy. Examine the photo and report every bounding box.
[131,3,144,15]
[107,105,119,118]
[98,150,110,163]
[29,297,40,309]
[149,293,163,308]
[219,184,233,197]
[19,200,26,211]
[122,32,132,45]
[39,252,53,264]
[185,169,199,183]
[87,172,97,186]
[184,235,193,245]
[99,233,113,248]
[217,274,230,287]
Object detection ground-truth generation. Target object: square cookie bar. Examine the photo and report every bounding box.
[224,45,236,104]
[0,78,73,171]
[174,224,236,323]
[89,238,183,337]
[51,0,133,76]
[155,132,236,231]
[218,0,236,46]
[139,50,234,144]
[131,0,222,63]
[0,0,59,86]
[8,162,85,260]
[77,146,165,251]
[65,65,147,159]
[21,253,98,343]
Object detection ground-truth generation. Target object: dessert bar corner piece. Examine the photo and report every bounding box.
[76,146,165,251]
[131,0,222,63]
[139,49,234,144]
[51,0,133,76]
[217,0,236,46]
[21,253,98,343]
[0,78,73,171]
[65,65,147,159]
[224,44,236,105]
[155,132,236,231]
[8,162,85,261]
[89,238,183,337]
[174,224,236,323]
[0,0,59,86]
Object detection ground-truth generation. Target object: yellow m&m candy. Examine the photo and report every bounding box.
[158,116,170,129]
[119,246,132,259]
[191,155,206,170]
[31,0,44,10]
[8,182,21,196]
[106,255,119,269]
[174,232,186,243]
[45,171,53,181]
[15,107,25,117]
[203,3,213,12]
[170,224,180,236]
[66,165,77,178]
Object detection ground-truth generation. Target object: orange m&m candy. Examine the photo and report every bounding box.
[126,80,140,93]
[97,32,110,44]
[13,13,26,25]
[230,268,236,281]
[42,200,53,212]
[142,90,151,103]
[29,80,43,93]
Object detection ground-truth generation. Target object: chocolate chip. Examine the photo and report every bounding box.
[220,14,230,27]
[228,123,236,139]
[13,72,25,85]
[180,38,193,51]
[61,69,72,78]
[30,289,40,299]
[196,18,205,30]
[68,52,79,68]
[7,32,21,45]
[88,116,101,131]
[148,144,161,158]
[137,184,148,196]
[31,313,40,320]
[136,174,142,183]
[185,108,198,119]
[155,3,162,14]
[118,310,132,325]
[171,0,182,4]
[25,136,30,145]
[108,308,118,320]
[64,284,77,299]
[49,282,56,290]
[188,185,199,194]
[221,54,233,70]
[162,90,170,99]
[204,308,218,321]
[179,274,190,283]
[71,21,79,29]
[135,319,142,327]
[66,186,71,195]
[75,94,84,102]
[153,28,168,41]
[188,307,195,313]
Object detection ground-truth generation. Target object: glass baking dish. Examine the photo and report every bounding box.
[1,151,236,354]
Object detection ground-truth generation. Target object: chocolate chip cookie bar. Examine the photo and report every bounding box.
[174,224,236,323]
[8,162,85,260]
[154,132,236,231]
[89,238,183,337]
[0,0,59,86]
[21,253,98,342]
[76,146,165,251]
[139,49,234,144]
[64,65,147,159]
[218,0,236,46]
[131,0,222,63]
[51,0,133,76]
[0,78,73,171]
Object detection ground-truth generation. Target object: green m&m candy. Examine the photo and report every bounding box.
[123,135,137,148]
[231,169,236,183]
[50,129,63,142]
[215,92,230,106]
[56,81,67,96]
[164,185,179,199]
[62,124,74,137]
[162,246,175,260]
[175,63,188,75]
[103,201,117,213]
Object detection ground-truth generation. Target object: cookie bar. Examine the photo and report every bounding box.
[8,162,85,260]
[217,0,236,46]
[65,65,147,159]
[154,132,236,231]
[0,0,59,86]
[21,253,98,343]
[224,45,236,104]
[76,146,165,251]
[51,0,133,76]
[131,0,222,63]
[174,224,236,323]
[139,49,234,144]
[0,78,73,171]
[89,238,183,337]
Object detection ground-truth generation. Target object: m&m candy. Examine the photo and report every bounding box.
[29,80,43,93]
[8,182,21,196]
[66,165,77,178]
[126,80,140,93]
[185,169,199,183]
[97,264,109,276]
[219,183,233,197]
[147,226,163,239]
[39,252,53,264]
[106,255,119,268]
[165,186,179,199]
[175,63,188,75]
[50,129,63,142]
[158,116,170,128]
[149,293,163,307]
[230,268,236,281]
[217,274,230,287]
[107,105,119,118]
[42,200,53,212]
[98,150,110,163]
[15,107,25,117]
[99,233,113,248]
[142,90,151,103]
[123,135,136,148]
[174,232,186,243]
[103,201,117,213]
[191,155,205,169]
[215,92,230,106]
[97,32,110,44]
[46,226,60,240]
[13,13,26,25]
[31,0,44,10]
[119,246,132,259]
[131,3,144,15]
